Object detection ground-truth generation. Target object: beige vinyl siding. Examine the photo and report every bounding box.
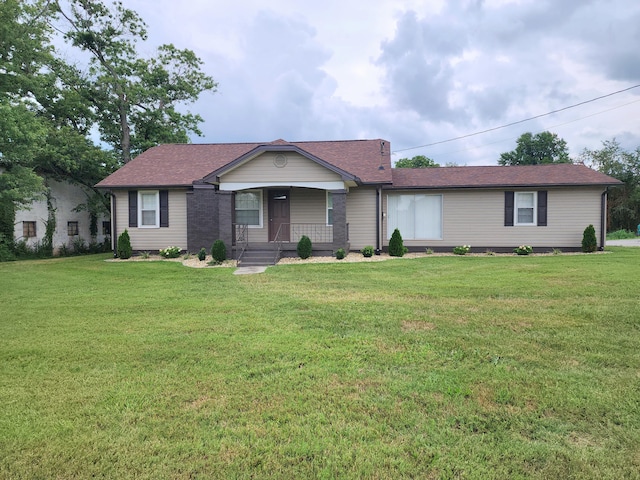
[290,188,327,224]
[383,187,605,248]
[222,152,342,183]
[114,189,188,251]
[346,187,377,250]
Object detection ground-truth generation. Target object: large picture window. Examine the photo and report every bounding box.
[235,190,262,227]
[387,194,442,240]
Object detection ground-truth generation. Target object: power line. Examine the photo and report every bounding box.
[393,84,640,154]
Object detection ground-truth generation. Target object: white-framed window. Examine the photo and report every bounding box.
[235,190,263,227]
[515,192,536,225]
[326,192,333,226]
[387,194,443,240]
[139,190,159,228]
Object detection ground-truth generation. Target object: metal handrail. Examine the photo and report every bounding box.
[234,223,248,264]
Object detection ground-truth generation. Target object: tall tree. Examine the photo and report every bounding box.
[499,131,572,166]
[395,155,439,168]
[580,139,640,232]
[53,0,217,163]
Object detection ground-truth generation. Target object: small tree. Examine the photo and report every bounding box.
[297,235,312,259]
[388,228,405,257]
[582,224,597,253]
[211,240,226,263]
[117,229,132,259]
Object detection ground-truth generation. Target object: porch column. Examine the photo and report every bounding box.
[331,189,348,252]
[186,184,218,253]
[217,190,234,259]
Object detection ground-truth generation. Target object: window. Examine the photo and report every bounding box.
[387,194,442,240]
[67,221,79,236]
[102,221,111,235]
[327,192,333,225]
[23,221,36,238]
[515,192,536,225]
[139,191,159,227]
[235,190,262,227]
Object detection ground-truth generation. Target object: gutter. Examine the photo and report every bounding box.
[375,187,381,253]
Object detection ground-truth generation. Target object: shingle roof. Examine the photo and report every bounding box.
[389,164,622,189]
[96,139,393,188]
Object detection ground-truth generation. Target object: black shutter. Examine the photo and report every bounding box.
[504,191,514,226]
[128,191,138,227]
[537,190,547,226]
[160,190,169,227]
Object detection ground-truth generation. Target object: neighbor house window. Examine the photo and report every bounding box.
[67,221,79,236]
[327,192,333,225]
[515,192,536,225]
[387,194,442,240]
[23,221,36,238]
[102,221,111,235]
[235,190,262,227]
[139,191,159,228]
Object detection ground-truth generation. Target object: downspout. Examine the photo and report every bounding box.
[600,188,608,251]
[111,193,117,257]
[375,186,381,254]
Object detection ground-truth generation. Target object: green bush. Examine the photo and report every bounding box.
[159,246,181,258]
[0,235,15,262]
[198,247,207,261]
[117,229,132,259]
[607,229,635,240]
[388,228,405,257]
[211,240,227,263]
[582,224,597,253]
[297,235,312,259]
[513,245,533,255]
[361,245,374,257]
[335,248,346,260]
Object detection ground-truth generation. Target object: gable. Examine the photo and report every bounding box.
[220,151,343,184]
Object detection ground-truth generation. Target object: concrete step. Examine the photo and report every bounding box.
[238,250,278,267]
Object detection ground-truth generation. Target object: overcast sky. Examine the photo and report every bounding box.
[106,0,640,165]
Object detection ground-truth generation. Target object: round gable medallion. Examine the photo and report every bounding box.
[274,154,288,168]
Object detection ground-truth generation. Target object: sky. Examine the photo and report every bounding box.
[81,0,640,166]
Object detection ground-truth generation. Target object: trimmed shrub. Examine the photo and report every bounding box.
[582,224,597,253]
[159,246,181,258]
[453,245,471,255]
[211,240,227,263]
[297,235,312,259]
[361,245,374,257]
[198,247,207,261]
[117,229,132,259]
[335,248,346,260]
[388,228,406,257]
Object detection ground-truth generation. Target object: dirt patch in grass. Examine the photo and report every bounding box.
[402,320,436,332]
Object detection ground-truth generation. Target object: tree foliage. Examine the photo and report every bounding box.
[581,139,640,232]
[54,0,217,163]
[499,132,572,166]
[395,155,439,168]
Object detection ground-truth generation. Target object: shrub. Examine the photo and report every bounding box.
[159,246,181,258]
[425,248,434,255]
[72,237,88,254]
[335,248,346,260]
[453,245,471,255]
[582,224,597,253]
[140,251,151,259]
[117,230,132,259]
[198,248,207,261]
[297,235,312,259]
[513,245,533,255]
[361,245,374,257]
[0,235,15,262]
[607,229,635,240]
[211,240,227,263]
[388,228,406,257]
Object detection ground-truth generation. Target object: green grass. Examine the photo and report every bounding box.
[607,229,637,240]
[1,250,639,479]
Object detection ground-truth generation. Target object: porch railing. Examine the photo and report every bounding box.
[234,223,248,264]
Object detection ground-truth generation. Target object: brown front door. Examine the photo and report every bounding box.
[269,190,290,241]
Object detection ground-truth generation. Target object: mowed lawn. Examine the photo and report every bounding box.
[1,249,639,479]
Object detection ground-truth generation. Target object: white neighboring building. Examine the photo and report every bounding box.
[14,177,110,250]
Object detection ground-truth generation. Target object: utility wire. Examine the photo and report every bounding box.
[393,84,640,154]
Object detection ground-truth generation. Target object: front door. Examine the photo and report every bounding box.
[269,190,290,241]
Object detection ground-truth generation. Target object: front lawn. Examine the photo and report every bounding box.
[1,250,639,479]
